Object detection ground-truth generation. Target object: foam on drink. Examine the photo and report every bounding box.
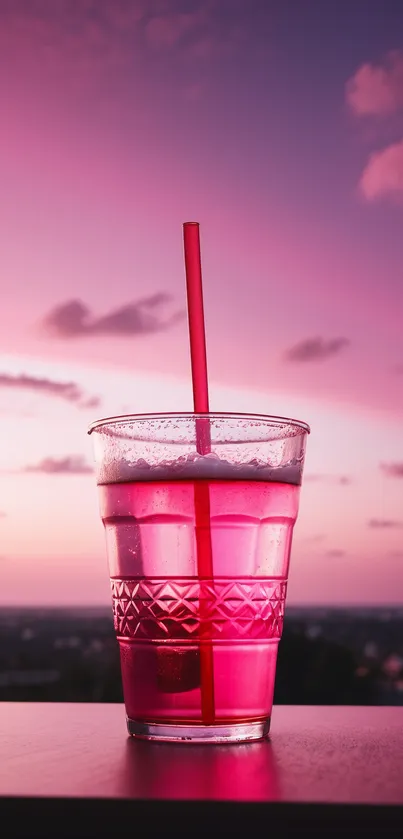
[97,452,303,486]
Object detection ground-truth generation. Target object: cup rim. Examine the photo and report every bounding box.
[88,411,310,436]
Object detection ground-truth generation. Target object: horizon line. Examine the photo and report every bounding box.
[1,603,403,611]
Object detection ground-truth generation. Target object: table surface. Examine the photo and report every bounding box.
[1,703,403,836]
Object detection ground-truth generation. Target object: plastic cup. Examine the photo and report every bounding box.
[89,411,309,743]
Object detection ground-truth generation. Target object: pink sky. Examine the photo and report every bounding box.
[0,1,403,606]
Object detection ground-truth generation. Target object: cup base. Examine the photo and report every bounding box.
[126,717,271,744]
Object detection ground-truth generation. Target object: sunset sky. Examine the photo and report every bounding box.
[1,0,403,606]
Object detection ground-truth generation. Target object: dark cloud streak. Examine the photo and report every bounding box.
[368,518,403,529]
[24,456,93,475]
[303,533,326,543]
[380,462,403,478]
[42,295,185,339]
[283,336,350,363]
[305,474,352,485]
[0,373,100,409]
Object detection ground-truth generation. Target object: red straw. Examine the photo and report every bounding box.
[183,221,215,724]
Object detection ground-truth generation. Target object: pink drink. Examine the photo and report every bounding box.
[89,412,309,743]
[99,476,299,730]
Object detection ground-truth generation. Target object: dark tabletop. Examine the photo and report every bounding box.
[1,703,403,837]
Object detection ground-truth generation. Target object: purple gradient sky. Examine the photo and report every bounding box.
[0,0,403,606]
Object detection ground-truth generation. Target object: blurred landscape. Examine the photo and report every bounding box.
[1,606,402,706]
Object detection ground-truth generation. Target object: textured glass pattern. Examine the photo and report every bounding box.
[111,577,286,641]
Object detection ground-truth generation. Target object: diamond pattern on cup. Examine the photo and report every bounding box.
[111,578,287,641]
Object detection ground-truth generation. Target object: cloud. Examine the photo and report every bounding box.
[326,549,345,558]
[389,550,403,559]
[360,139,403,202]
[0,511,6,518]
[304,474,351,485]
[140,1,252,78]
[145,10,204,49]
[346,51,403,117]
[346,52,403,204]
[392,363,403,375]
[0,1,255,112]
[368,518,403,529]
[304,533,326,543]
[283,336,350,363]
[24,456,93,475]
[143,3,242,58]
[0,372,100,409]
[0,1,149,107]
[380,462,403,478]
[41,295,184,338]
